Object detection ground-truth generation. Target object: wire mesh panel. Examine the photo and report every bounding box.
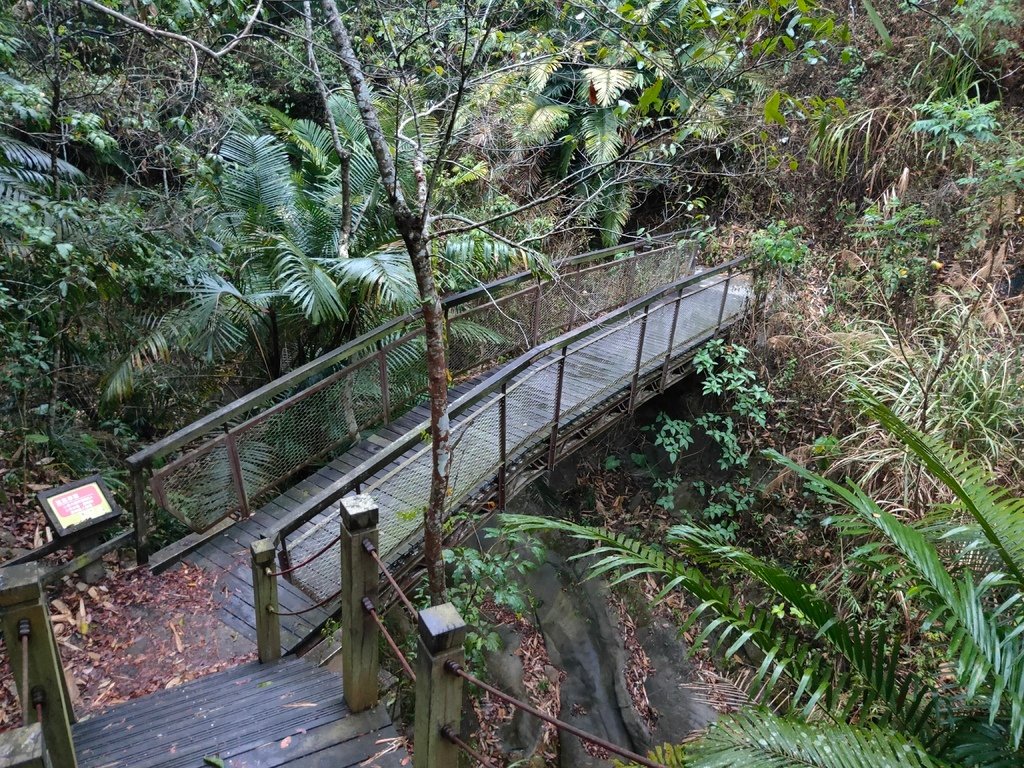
[234,361,383,504]
[673,277,729,350]
[383,332,428,415]
[558,316,644,420]
[503,360,560,460]
[447,402,503,504]
[151,439,243,531]
[447,288,536,377]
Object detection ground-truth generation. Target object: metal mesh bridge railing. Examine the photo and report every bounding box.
[275,261,751,601]
[134,238,699,536]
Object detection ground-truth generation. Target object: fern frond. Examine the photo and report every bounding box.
[686,710,946,768]
[583,67,634,107]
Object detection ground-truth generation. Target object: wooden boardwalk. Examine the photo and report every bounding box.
[152,270,750,651]
[72,657,402,768]
[173,377,483,651]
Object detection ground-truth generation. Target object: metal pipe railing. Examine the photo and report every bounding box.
[131,235,694,552]
[272,258,748,546]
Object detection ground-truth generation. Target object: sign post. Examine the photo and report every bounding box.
[36,477,121,584]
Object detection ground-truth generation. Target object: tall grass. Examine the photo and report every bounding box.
[828,290,1024,505]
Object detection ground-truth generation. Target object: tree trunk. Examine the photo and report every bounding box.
[320,0,449,602]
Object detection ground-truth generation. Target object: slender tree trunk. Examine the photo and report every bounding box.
[320,0,449,602]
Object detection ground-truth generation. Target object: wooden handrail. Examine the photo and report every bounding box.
[271,256,750,541]
[126,233,680,469]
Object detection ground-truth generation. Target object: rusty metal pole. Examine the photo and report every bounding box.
[629,306,650,413]
[498,383,507,510]
[547,348,568,472]
[660,289,684,391]
[224,431,250,517]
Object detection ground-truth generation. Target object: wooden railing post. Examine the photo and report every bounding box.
[413,603,466,768]
[340,494,379,712]
[250,539,281,663]
[0,723,49,767]
[0,564,77,768]
[129,464,150,566]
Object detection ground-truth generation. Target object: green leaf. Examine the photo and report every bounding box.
[764,92,786,126]
[203,758,225,767]
[637,78,664,116]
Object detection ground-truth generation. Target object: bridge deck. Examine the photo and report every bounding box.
[166,377,483,651]
[72,657,403,768]
[151,272,749,651]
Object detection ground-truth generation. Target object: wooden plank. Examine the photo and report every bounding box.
[76,672,347,768]
[225,715,398,767]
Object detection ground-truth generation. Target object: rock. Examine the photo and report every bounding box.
[543,664,560,685]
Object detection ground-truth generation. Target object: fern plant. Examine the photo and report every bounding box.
[505,395,1024,766]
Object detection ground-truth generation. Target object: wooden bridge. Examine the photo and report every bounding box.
[127,237,751,651]
[1,236,751,768]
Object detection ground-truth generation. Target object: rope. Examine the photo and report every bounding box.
[363,539,418,620]
[267,533,342,577]
[268,585,343,616]
[363,598,416,682]
[446,661,667,768]
[441,724,499,768]
[18,619,30,726]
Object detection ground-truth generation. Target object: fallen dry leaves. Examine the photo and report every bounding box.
[0,561,255,730]
[471,600,562,765]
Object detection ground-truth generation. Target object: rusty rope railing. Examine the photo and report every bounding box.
[442,724,499,768]
[363,538,418,620]
[355,530,665,768]
[267,585,344,616]
[267,533,342,578]
[19,619,29,726]
[362,597,416,683]
[445,661,667,768]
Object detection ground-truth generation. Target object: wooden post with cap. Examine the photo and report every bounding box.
[413,603,466,768]
[250,538,281,663]
[0,564,77,768]
[340,494,379,712]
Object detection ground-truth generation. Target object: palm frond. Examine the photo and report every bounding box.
[270,235,346,324]
[771,439,1024,748]
[855,392,1024,587]
[583,67,634,107]
[332,249,418,308]
[684,710,946,768]
[581,109,623,164]
[216,131,294,221]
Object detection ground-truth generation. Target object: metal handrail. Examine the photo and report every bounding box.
[126,233,682,470]
[270,256,750,542]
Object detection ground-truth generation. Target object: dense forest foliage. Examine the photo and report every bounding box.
[2,0,1024,764]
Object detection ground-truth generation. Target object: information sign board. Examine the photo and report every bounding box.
[37,475,121,538]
